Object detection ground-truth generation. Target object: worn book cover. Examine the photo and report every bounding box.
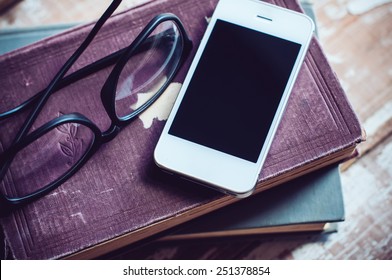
[0,0,362,259]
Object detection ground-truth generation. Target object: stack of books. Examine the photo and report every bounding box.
[0,0,363,260]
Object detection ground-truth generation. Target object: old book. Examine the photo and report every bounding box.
[0,9,341,257]
[0,0,362,260]
[159,164,344,242]
[0,2,338,245]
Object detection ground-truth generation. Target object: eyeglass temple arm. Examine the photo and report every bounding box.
[6,0,122,148]
[0,28,176,121]
[0,48,124,120]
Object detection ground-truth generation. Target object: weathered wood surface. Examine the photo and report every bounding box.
[0,0,391,259]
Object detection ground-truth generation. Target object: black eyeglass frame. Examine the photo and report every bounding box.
[0,1,192,213]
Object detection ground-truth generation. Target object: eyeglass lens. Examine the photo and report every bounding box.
[1,122,95,198]
[114,20,183,118]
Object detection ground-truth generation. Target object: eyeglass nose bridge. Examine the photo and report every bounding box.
[101,124,121,143]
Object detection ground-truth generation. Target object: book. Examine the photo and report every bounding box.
[0,6,344,258]
[159,164,344,242]
[0,0,362,260]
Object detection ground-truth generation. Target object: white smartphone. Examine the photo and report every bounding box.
[154,0,314,197]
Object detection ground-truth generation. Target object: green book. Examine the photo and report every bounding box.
[160,164,344,242]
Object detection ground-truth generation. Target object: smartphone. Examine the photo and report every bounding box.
[154,0,314,197]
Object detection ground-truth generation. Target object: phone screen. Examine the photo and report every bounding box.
[169,19,301,163]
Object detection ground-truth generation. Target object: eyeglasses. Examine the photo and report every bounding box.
[0,0,192,214]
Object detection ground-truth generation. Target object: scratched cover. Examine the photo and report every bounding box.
[0,0,362,259]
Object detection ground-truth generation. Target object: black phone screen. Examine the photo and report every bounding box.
[169,20,301,163]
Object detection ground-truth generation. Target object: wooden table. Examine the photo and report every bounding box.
[1,0,391,259]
